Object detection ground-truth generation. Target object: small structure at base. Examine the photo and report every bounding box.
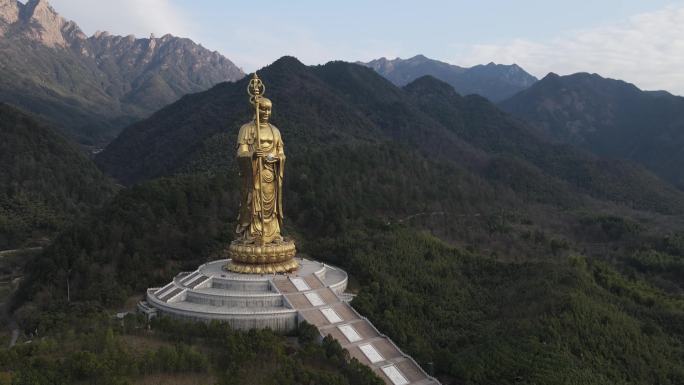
[136,301,157,320]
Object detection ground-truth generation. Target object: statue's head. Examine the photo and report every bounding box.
[257,98,272,124]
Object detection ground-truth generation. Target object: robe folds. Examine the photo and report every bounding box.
[235,121,285,244]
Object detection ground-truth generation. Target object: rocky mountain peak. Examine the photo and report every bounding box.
[21,0,58,26]
[361,55,536,101]
[0,0,245,144]
[0,0,20,25]
[93,30,111,39]
[406,54,429,62]
[22,0,70,46]
[1,0,86,47]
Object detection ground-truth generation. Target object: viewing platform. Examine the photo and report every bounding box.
[141,258,346,331]
[139,258,440,385]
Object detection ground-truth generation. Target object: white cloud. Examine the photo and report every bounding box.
[453,4,684,95]
[48,0,192,38]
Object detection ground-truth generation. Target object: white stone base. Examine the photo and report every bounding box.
[142,258,348,332]
[142,257,441,384]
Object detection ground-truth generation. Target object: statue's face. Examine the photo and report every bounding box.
[259,104,271,123]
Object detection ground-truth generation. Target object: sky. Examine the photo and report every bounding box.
[48,0,684,94]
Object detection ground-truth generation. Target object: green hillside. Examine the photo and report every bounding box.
[500,72,684,188]
[97,57,684,215]
[14,171,684,385]
[12,57,684,384]
[1,316,382,385]
[404,75,684,214]
[0,103,116,249]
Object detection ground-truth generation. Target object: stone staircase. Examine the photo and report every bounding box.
[271,268,441,385]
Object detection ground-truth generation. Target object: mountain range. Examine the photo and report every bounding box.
[13,56,682,384]
[361,54,538,101]
[96,57,684,217]
[0,0,244,145]
[500,72,684,188]
[2,3,684,384]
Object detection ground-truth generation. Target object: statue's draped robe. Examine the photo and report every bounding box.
[236,121,285,244]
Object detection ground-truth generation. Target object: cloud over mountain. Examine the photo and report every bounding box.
[456,5,684,95]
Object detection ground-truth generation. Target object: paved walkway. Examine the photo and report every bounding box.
[272,272,440,385]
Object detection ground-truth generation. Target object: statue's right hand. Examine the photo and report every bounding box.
[254,149,266,158]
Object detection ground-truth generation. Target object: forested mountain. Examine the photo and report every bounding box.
[0,103,115,249]
[500,72,684,188]
[97,57,684,215]
[0,0,244,145]
[361,54,537,101]
[12,56,683,384]
[17,165,684,384]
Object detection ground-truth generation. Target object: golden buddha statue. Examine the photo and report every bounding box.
[235,97,284,243]
[226,74,298,274]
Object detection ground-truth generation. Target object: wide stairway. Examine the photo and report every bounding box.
[272,272,440,385]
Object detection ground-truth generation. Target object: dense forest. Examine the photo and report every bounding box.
[5,58,684,385]
[345,227,684,384]
[0,315,381,385]
[14,164,684,384]
[0,104,116,250]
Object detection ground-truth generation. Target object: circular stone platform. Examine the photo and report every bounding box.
[140,258,348,332]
